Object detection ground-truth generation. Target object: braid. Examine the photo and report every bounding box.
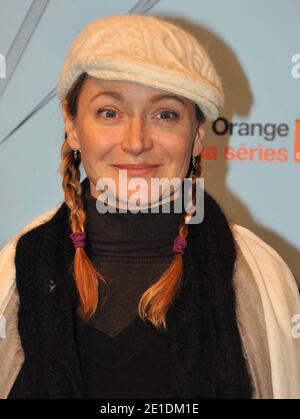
[59,72,205,328]
[59,136,109,320]
[59,134,200,329]
[138,154,201,331]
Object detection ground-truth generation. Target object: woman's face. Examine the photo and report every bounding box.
[61,76,205,208]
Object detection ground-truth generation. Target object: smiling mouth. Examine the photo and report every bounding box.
[112,164,161,174]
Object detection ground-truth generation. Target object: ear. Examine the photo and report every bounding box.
[192,122,205,157]
[60,100,81,150]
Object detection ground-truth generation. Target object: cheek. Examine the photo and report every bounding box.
[77,120,115,157]
[164,135,191,166]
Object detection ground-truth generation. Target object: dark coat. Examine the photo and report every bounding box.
[7,178,253,399]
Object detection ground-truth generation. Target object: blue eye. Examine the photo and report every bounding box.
[96,108,179,121]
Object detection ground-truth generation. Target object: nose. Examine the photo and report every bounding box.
[120,115,153,155]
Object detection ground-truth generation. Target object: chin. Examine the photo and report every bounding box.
[116,189,159,209]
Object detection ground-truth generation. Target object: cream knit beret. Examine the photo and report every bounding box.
[56,14,224,121]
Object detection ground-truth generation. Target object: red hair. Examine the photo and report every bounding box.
[59,72,205,330]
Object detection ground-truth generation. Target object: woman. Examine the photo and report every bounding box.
[0,14,299,399]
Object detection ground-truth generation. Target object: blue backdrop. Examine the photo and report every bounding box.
[0,0,299,284]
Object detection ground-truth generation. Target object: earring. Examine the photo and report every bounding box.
[192,155,198,176]
[73,149,81,160]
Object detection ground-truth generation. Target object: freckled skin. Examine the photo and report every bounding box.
[61,76,205,207]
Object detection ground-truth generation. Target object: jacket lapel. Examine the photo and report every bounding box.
[35,202,86,398]
[3,179,257,399]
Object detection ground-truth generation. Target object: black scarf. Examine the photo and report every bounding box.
[9,177,253,399]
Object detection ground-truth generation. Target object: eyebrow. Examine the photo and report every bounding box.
[91,91,186,106]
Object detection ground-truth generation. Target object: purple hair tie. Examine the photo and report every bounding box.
[70,231,86,248]
[172,236,187,255]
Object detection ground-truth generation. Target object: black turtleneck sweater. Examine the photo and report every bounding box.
[76,182,185,399]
